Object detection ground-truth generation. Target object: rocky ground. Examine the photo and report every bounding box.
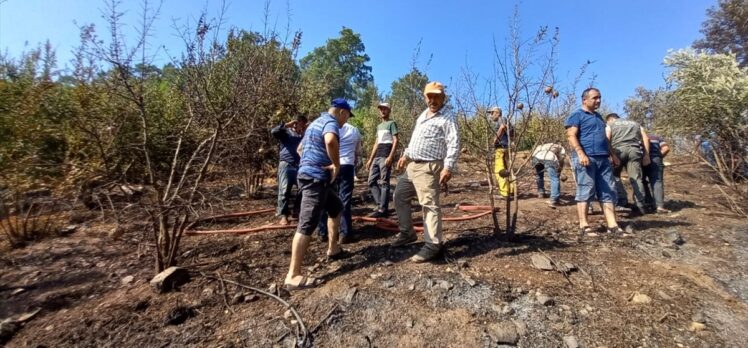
[1,157,747,347]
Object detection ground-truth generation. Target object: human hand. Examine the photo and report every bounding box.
[642,155,651,167]
[578,153,590,167]
[326,164,340,183]
[611,154,620,168]
[439,169,452,185]
[396,156,408,171]
[384,157,393,167]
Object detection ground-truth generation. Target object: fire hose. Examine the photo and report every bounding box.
[185,204,498,236]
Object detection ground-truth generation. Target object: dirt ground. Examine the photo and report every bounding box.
[1,157,747,348]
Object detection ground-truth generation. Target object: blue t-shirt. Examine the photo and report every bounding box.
[271,123,303,165]
[298,113,339,181]
[564,109,609,157]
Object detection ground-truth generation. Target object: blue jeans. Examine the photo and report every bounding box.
[572,154,617,203]
[276,161,299,216]
[318,165,355,237]
[367,157,392,212]
[534,159,560,202]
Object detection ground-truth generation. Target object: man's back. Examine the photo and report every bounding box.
[609,119,642,149]
[299,113,339,181]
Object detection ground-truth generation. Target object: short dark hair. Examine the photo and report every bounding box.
[581,87,600,100]
[296,115,308,123]
[606,113,620,121]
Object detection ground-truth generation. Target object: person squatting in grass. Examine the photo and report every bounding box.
[284,98,353,290]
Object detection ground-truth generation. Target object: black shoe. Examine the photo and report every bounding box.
[368,210,387,218]
[390,232,417,247]
[339,234,353,244]
[318,234,328,243]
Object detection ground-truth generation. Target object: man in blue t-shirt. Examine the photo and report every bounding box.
[285,98,353,291]
[271,115,308,225]
[565,88,624,238]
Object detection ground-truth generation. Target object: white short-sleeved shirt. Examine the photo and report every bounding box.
[339,123,362,166]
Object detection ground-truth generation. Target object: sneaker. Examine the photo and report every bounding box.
[390,232,417,247]
[410,243,443,263]
[547,200,558,208]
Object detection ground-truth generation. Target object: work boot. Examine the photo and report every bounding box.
[390,232,417,247]
[410,243,443,263]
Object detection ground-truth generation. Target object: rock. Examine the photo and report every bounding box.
[202,287,214,296]
[231,293,245,305]
[344,287,358,304]
[536,293,555,306]
[531,254,554,271]
[624,224,635,234]
[426,278,435,288]
[407,283,416,291]
[629,292,652,304]
[438,280,453,290]
[664,230,685,245]
[406,319,414,328]
[563,335,580,348]
[11,288,26,296]
[688,321,706,332]
[121,275,134,284]
[150,267,190,293]
[382,280,395,288]
[165,306,195,325]
[457,259,469,268]
[657,290,673,301]
[512,320,527,336]
[382,260,394,267]
[60,224,78,235]
[245,294,259,302]
[691,312,706,323]
[0,319,20,343]
[284,309,294,320]
[487,321,519,344]
[462,275,477,287]
[662,250,672,258]
[502,305,515,315]
[268,283,279,294]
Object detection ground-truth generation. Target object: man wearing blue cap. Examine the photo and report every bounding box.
[285,98,353,290]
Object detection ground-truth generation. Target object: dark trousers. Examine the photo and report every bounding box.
[367,157,392,212]
[613,146,647,210]
[643,156,665,209]
[318,165,355,237]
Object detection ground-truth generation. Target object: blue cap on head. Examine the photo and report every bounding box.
[331,98,354,117]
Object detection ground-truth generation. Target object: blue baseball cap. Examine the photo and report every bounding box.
[331,98,355,117]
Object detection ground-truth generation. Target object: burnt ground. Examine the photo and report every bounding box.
[1,157,747,347]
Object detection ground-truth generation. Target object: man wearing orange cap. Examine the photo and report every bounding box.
[391,81,461,262]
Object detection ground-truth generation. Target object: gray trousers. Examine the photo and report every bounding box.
[613,146,647,210]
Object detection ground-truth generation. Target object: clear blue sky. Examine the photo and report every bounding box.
[0,0,714,111]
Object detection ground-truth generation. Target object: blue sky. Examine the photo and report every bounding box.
[0,0,714,111]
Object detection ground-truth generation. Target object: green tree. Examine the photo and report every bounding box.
[623,86,672,129]
[299,27,373,115]
[693,0,748,67]
[386,67,429,145]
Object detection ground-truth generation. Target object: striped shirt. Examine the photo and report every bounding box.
[404,107,461,171]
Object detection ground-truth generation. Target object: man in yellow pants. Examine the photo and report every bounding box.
[490,107,515,197]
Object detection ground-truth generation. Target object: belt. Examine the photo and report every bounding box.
[412,159,441,164]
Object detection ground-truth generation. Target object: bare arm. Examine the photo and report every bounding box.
[324,132,341,182]
[566,126,589,166]
[492,124,507,146]
[640,127,651,165]
[660,143,671,157]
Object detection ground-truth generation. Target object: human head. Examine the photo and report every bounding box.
[423,81,446,113]
[294,115,308,133]
[605,113,620,124]
[581,87,601,112]
[488,106,502,122]
[329,98,354,126]
[377,102,391,119]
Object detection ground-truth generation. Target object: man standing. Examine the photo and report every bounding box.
[565,88,624,237]
[391,81,460,263]
[271,115,308,225]
[643,134,671,213]
[317,121,361,244]
[365,102,399,218]
[532,142,566,207]
[490,107,514,197]
[285,98,352,290]
[605,113,650,215]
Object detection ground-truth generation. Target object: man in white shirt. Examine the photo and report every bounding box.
[317,121,361,244]
[532,142,566,207]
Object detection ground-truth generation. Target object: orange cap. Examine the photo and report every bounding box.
[423,81,445,95]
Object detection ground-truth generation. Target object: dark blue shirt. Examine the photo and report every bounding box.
[565,109,609,157]
[298,113,339,181]
[493,117,512,149]
[271,123,303,165]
